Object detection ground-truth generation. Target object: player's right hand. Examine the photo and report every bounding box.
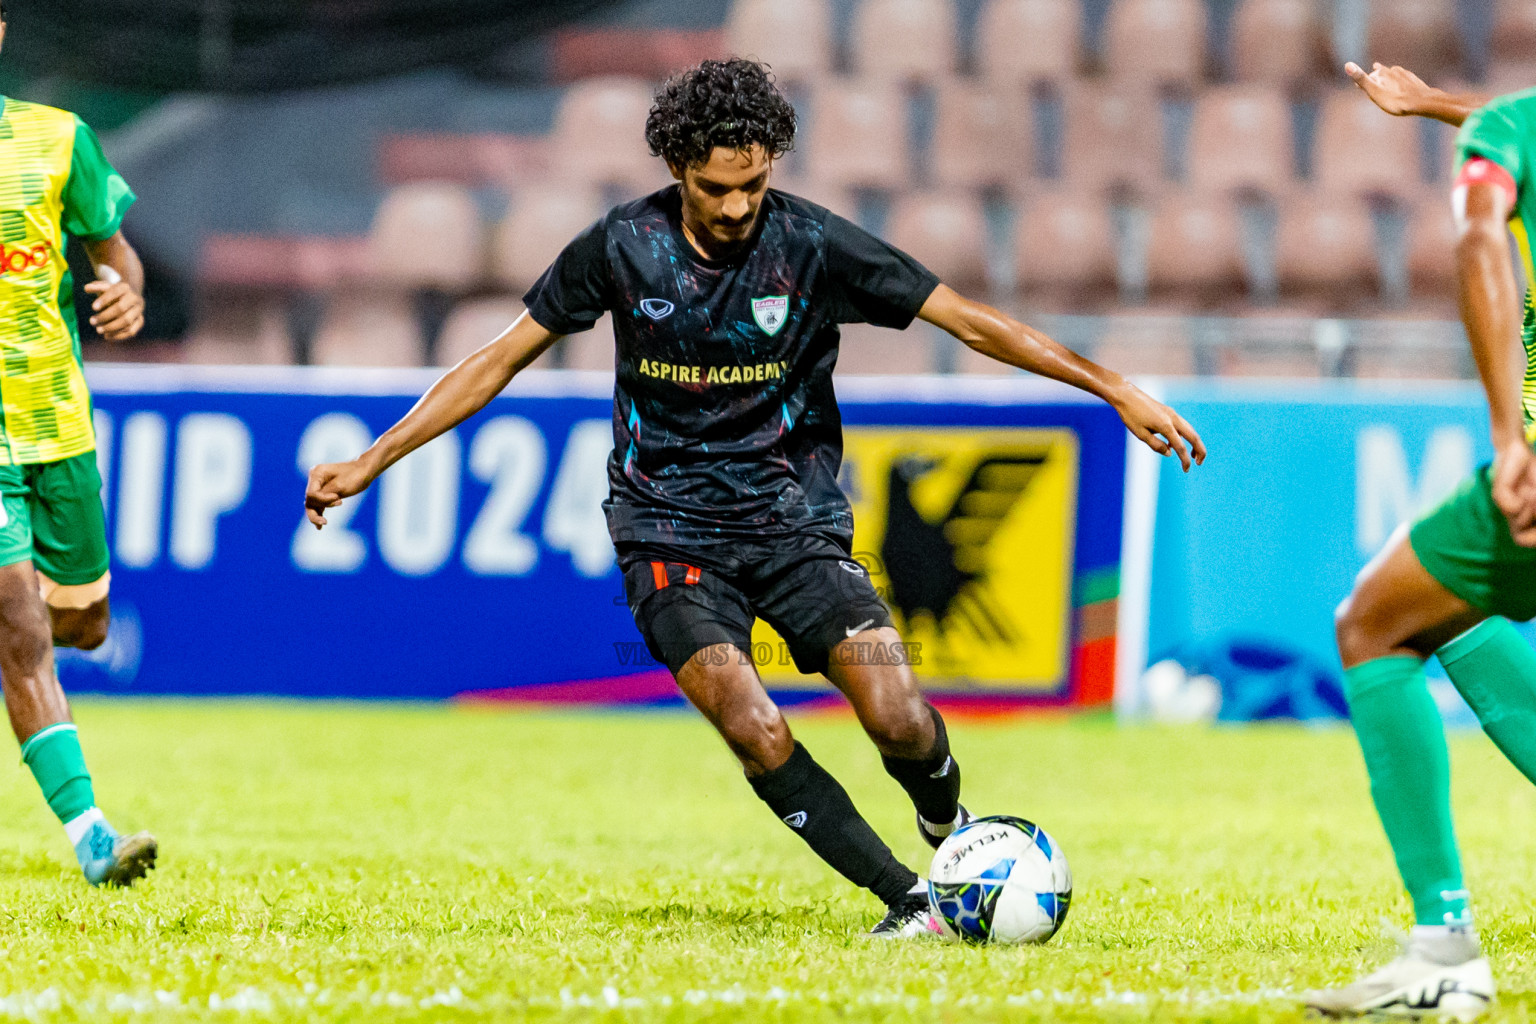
[305,460,376,529]
[1492,440,1536,547]
[1345,62,1432,117]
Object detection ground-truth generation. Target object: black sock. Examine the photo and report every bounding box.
[881,703,961,827]
[749,742,918,906]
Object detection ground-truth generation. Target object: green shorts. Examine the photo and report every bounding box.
[1411,463,1536,622]
[0,450,110,588]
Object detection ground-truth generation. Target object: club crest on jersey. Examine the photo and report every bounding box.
[640,298,674,321]
[751,295,789,337]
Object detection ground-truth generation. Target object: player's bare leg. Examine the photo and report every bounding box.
[673,642,932,937]
[825,626,969,848]
[1309,528,1495,1019]
[0,562,154,886]
[48,595,110,651]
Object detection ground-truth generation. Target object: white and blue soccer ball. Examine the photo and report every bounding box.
[926,815,1072,944]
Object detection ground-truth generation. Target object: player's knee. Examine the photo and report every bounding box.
[864,695,931,759]
[720,702,792,774]
[58,614,109,651]
[1334,593,1378,667]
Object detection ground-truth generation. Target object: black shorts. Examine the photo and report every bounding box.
[617,533,894,676]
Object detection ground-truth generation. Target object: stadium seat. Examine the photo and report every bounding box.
[805,81,911,190]
[551,77,669,194]
[836,322,938,374]
[1364,0,1461,82]
[976,0,1082,86]
[1406,192,1458,302]
[182,298,295,365]
[491,186,607,293]
[311,293,426,367]
[1493,0,1536,65]
[367,183,485,292]
[725,0,834,84]
[1485,61,1536,99]
[850,0,959,82]
[1103,0,1208,89]
[1229,0,1328,88]
[931,80,1031,190]
[1313,90,1423,199]
[1014,189,1118,306]
[1353,332,1467,380]
[1091,320,1198,375]
[1217,340,1322,377]
[1061,84,1162,194]
[1145,192,1246,306]
[886,192,992,295]
[1274,193,1379,305]
[549,27,728,83]
[437,297,530,368]
[562,315,618,372]
[1188,87,1295,196]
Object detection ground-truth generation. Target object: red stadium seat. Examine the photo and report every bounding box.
[367,183,485,292]
[1014,189,1118,307]
[561,315,618,372]
[931,80,1031,190]
[805,80,912,190]
[1092,320,1197,375]
[1145,192,1246,305]
[1274,192,1379,305]
[1364,0,1462,82]
[549,28,727,83]
[836,323,938,374]
[436,297,534,368]
[182,299,295,365]
[851,0,959,83]
[1314,89,1423,199]
[311,293,426,367]
[1230,0,1329,88]
[491,186,607,294]
[1406,192,1459,303]
[886,192,992,295]
[1103,0,1208,89]
[1493,0,1536,65]
[726,0,834,84]
[551,77,670,194]
[976,0,1082,86]
[1061,84,1162,194]
[1188,86,1295,196]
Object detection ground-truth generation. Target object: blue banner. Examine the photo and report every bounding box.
[1140,380,1500,677]
[63,367,1125,701]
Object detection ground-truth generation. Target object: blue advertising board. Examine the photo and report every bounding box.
[64,367,1126,703]
[1132,379,1501,694]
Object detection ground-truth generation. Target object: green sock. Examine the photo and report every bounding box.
[1344,656,1470,926]
[20,723,96,826]
[1438,618,1536,785]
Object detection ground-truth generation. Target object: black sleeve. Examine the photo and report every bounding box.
[522,217,612,334]
[823,212,941,328]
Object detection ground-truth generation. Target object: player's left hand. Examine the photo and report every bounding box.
[1111,385,1206,472]
[84,280,146,341]
[1493,439,1536,546]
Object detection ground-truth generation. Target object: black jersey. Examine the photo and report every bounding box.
[523,186,940,548]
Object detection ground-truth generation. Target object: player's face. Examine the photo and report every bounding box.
[672,145,772,256]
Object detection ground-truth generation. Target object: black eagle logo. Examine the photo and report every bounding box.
[879,451,1049,646]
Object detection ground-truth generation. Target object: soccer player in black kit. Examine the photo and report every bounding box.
[306,60,1205,937]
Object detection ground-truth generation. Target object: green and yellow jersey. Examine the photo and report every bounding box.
[0,97,134,466]
[1456,88,1536,440]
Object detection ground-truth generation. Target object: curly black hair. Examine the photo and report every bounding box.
[645,59,796,170]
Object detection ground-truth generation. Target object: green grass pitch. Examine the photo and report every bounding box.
[3,701,1536,1022]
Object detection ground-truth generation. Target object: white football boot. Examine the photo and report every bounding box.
[867,881,942,939]
[1304,926,1494,1021]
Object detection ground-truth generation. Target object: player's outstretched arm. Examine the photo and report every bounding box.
[304,311,561,527]
[917,284,1206,471]
[1455,177,1536,544]
[80,231,145,341]
[1345,62,1490,126]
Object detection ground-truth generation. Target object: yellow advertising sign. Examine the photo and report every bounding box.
[755,427,1080,690]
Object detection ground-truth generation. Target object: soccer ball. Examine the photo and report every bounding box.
[926,815,1072,944]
